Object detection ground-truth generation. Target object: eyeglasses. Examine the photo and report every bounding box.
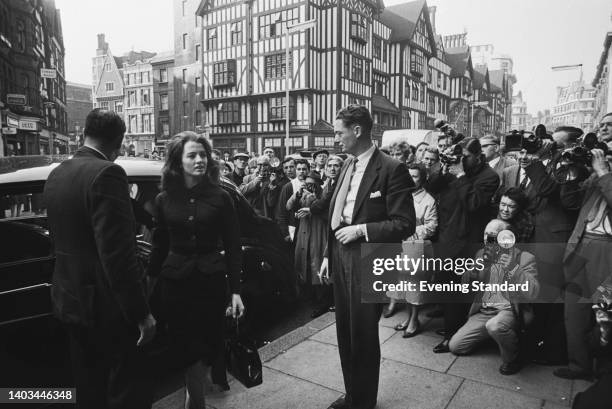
[600,122,612,128]
[481,144,497,148]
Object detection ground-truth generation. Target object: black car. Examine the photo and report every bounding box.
[0,156,295,388]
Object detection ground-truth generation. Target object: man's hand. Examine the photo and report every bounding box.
[137,313,156,347]
[448,160,465,177]
[592,149,610,177]
[498,253,513,269]
[231,294,246,319]
[335,225,363,244]
[318,257,330,284]
[283,234,292,243]
[296,207,311,218]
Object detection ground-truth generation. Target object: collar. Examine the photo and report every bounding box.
[83,144,109,161]
[412,188,427,203]
[356,143,376,165]
[488,156,501,169]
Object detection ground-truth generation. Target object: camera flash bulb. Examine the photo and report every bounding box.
[497,230,516,249]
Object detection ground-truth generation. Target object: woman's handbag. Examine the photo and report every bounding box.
[225,320,263,388]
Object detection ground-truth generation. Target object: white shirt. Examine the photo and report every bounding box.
[488,156,501,170]
[342,143,376,224]
[291,177,304,194]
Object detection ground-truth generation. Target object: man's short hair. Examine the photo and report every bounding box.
[554,126,583,143]
[336,104,373,136]
[256,156,271,166]
[295,158,311,170]
[282,156,296,166]
[479,135,500,146]
[84,109,126,144]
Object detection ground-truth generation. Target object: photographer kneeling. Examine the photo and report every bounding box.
[449,219,539,375]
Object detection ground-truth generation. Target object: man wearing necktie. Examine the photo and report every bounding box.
[319,105,415,409]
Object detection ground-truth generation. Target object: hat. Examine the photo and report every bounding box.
[479,135,500,146]
[233,152,250,160]
[306,171,323,185]
[312,149,329,160]
[459,137,482,155]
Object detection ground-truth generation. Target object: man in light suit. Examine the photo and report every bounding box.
[319,105,416,409]
[44,109,156,409]
[480,135,516,181]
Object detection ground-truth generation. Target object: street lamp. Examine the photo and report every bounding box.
[470,101,489,138]
[285,19,316,157]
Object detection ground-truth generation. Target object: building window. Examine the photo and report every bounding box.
[195,15,200,27]
[218,102,240,124]
[437,71,442,88]
[195,77,201,92]
[207,28,217,50]
[161,94,169,110]
[143,114,151,132]
[195,110,202,126]
[428,94,435,115]
[115,102,123,113]
[350,13,368,43]
[269,96,296,121]
[182,0,187,16]
[420,85,425,103]
[160,68,168,83]
[412,83,418,101]
[231,22,242,45]
[373,37,381,59]
[183,101,188,116]
[161,120,170,136]
[374,79,384,96]
[125,74,130,85]
[344,53,350,78]
[213,60,236,87]
[443,74,447,91]
[104,62,111,72]
[352,57,363,82]
[410,50,424,77]
[364,62,370,85]
[144,71,150,83]
[182,69,187,83]
[105,82,114,91]
[383,41,387,63]
[259,8,298,39]
[405,81,411,100]
[129,115,137,133]
[182,33,188,50]
[195,44,201,61]
[265,53,291,80]
[427,67,433,84]
[100,101,109,110]
[141,89,150,106]
[128,90,136,107]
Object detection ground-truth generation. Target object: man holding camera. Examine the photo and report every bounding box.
[449,219,539,375]
[239,156,279,218]
[427,138,500,353]
[555,146,612,380]
[479,135,517,180]
[276,159,310,242]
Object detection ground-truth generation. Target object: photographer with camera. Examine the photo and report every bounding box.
[598,112,612,146]
[499,127,582,366]
[427,137,500,353]
[449,220,539,375]
[554,144,612,381]
[276,159,310,243]
[239,155,279,218]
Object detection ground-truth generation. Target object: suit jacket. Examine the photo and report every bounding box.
[327,148,416,247]
[500,162,578,264]
[239,173,278,219]
[490,155,517,181]
[43,147,149,328]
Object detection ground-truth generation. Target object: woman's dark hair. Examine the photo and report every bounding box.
[501,187,529,213]
[161,131,219,191]
[336,104,373,136]
[407,162,428,185]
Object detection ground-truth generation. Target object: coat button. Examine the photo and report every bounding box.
[189,198,195,203]
[188,216,194,221]
[191,235,196,240]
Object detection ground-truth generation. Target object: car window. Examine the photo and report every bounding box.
[1,192,46,220]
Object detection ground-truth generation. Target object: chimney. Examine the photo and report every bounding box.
[97,33,106,51]
[428,6,437,34]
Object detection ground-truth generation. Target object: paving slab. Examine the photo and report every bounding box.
[381,332,457,373]
[376,359,462,409]
[447,348,572,403]
[542,401,571,409]
[446,380,542,409]
[310,323,396,346]
[265,339,345,393]
[259,324,321,363]
[206,366,341,409]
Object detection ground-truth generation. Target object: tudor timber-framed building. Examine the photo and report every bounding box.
[189,0,511,154]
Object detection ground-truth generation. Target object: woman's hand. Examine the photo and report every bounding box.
[231,294,245,319]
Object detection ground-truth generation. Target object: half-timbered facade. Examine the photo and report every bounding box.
[445,45,474,136]
[471,65,492,137]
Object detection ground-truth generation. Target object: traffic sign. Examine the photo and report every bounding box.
[41,68,57,79]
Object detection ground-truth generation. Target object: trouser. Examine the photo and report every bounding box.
[67,323,154,409]
[448,309,519,363]
[565,290,596,373]
[332,240,383,409]
[437,269,471,338]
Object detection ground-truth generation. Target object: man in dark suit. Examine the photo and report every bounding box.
[44,109,156,409]
[479,135,516,181]
[319,105,416,409]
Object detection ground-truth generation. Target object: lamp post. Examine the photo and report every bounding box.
[285,19,316,157]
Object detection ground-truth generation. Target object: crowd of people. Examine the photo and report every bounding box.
[40,106,612,409]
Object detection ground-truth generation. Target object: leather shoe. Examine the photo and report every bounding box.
[403,323,420,338]
[499,361,522,375]
[553,367,593,381]
[394,321,408,331]
[433,339,450,353]
[382,304,399,318]
[328,395,349,409]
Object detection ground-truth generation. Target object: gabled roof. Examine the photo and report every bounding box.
[114,50,157,68]
[445,46,472,77]
[472,70,485,89]
[382,0,437,54]
[372,95,400,113]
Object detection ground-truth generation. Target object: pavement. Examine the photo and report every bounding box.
[153,308,593,409]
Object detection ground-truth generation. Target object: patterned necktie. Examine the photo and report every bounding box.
[519,171,529,189]
[330,158,357,230]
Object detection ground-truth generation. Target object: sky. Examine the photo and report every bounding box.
[56,0,612,115]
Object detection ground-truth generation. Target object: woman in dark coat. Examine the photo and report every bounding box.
[148,132,245,409]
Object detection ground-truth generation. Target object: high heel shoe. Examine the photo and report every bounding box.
[382,303,399,318]
[394,321,408,331]
[402,321,420,338]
